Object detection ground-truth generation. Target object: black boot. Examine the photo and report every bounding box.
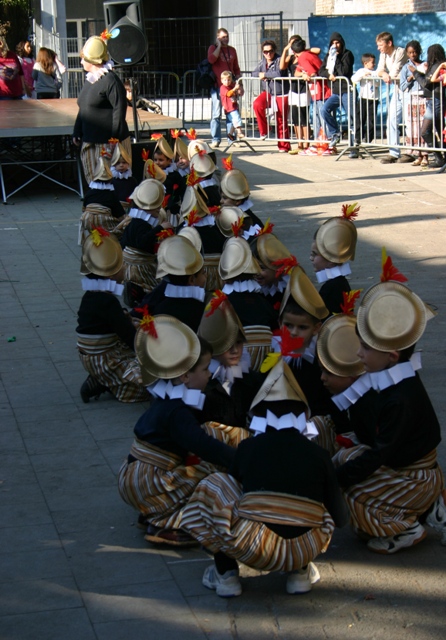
[434,151,445,167]
[80,375,108,403]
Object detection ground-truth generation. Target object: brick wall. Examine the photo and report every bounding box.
[315,0,446,14]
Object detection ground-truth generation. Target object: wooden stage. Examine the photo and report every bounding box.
[0,99,182,203]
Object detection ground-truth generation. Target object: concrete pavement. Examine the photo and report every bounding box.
[1,139,445,639]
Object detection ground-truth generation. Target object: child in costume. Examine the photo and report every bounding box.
[220,156,263,228]
[76,228,149,403]
[110,142,138,207]
[219,235,278,370]
[277,265,331,416]
[117,317,242,546]
[79,154,126,246]
[132,234,207,332]
[119,179,173,301]
[180,357,348,597]
[189,152,221,207]
[332,251,445,553]
[310,203,359,314]
[198,291,264,429]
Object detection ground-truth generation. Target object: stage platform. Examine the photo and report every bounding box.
[0,99,182,203]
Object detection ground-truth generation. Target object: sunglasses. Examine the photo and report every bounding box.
[263,49,274,54]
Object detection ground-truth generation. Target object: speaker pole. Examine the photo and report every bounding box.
[131,77,140,143]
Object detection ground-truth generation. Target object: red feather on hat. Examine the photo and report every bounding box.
[150,133,163,140]
[90,226,110,246]
[339,289,362,315]
[222,154,234,171]
[108,137,119,145]
[205,290,228,316]
[208,205,221,215]
[141,148,149,161]
[154,228,174,252]
[161,194,170,209]
[100,30,111,40]
[185,128,197,140]
[380,247,408,283]
[271,255,298,278]
[341,202,360,220]
[231,216,245,237]
[186,167,201,186]
[187,208,200,227]
[280,325,304,358]
[145,159,157,179]
[170,129,180,138]
[134,305,158,337]
[257,218,274,235]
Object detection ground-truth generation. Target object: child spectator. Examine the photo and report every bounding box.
[333,251,445,553]
[76,228,149,403]
[180,357,348,597]
[310,203,359,314]
[219,70,245,141]
[351,53,380,149]
[118,318,238,546]
[399,41,429,166]
[32,47,65,99]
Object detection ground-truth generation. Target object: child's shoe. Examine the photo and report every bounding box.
[286,562,320,594]
[80,375,108,403]
[367,522,426,554]
[425,491,446,545]
[202,565,242,597]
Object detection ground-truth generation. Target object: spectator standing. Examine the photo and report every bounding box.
[399,41,428,166]
[32,47,66,99]
[375,31,409,164]
[207,28,241,149]
[0,34,25,99]
[16,40,34,98]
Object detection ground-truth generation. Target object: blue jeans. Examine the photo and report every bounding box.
[210,86,222,143]
[225,109,242,137]
[321,92,354,144]
[386,85,403,158]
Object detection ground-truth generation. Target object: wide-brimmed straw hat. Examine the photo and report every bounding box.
[215,205,245,237]
[82,231,123,277]
[220,169,250,200]
[251,233,291,269]
[315,217,357,264]
[154,137,174,160]
[180,185,209,219]
[143,159,166,183]
[188,140,212,160]
[111,142,132,167]
[280,266,329,320]
[198,294,245,355]
[130,179,164,210]
[177,226,203,252]
[356,281,427,352]
[190,153,216,178]
[156,235,203,278]
[174,137,188,161]
[250,358,308,409]
[91,156,113,182]
[135,315,200,380]
[219,237,261,280]
[81,36,109,65]
[317,314,365,377]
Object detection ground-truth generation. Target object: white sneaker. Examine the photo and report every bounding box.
[367,522,427,554]
[259,134,267,140]
[202,565,242,597]
[209,141,221,149]
[286,562,320,594]
[425,492,446,545]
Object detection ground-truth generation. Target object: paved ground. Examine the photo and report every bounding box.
[1,137,446,640]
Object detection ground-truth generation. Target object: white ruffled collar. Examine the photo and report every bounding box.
[242,224,261,241]
[222,279,261,294]
[177,167,189,177]
[164,163,177,174]
[86,60,114,84]
[199,176,218,188]
[208,351,250,394]
[250,410,319,440]
[238,198,254,212]
[147,380,205,410]
[331,352,422,411]
[128,208,160,226]
[316,262,351,284]
[81,277,123,296]
[88,181,114,190]
[261,275,289,297]
[164,283,205,302]
[111,167,133,179]
[183,214,215,228]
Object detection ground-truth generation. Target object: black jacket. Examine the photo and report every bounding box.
[319,32,354,95]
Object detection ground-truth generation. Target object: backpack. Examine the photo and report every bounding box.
[196,58,216,93]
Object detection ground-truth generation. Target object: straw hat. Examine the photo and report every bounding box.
[81,36,109,65]
[130,179,164,210]
[174,136,188,161]
[188,139,212,160]
[156,235,203,278]
[221,169,250,200]
[356,281,427,352]
[250,359,308,410]
[91,156,112,182]
[177,226,203,253]
[280,266,329,320]
[180,185,209,219]
[317,314,365,377]
[251,233,291,269]
[111,142,132,167]
[135,315,201,380]
[190,153,216,178]
[215,206,245,237]
[218,237,261,280]
[315,217,358,264]
[82,231,123,277]
[143,159,166,183]
[155,137,174,160]
[198,295,245,355]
